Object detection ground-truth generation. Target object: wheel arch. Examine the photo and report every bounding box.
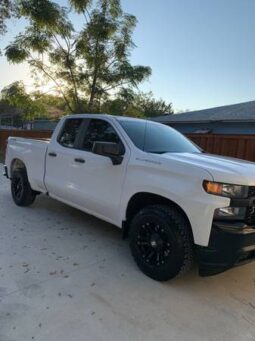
[10,158,27,177]
[122,192,194,241]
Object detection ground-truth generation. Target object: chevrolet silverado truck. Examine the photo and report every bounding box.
[3,114,255,281]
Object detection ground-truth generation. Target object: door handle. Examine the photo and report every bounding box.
[48,152,57,157]
[74,158,85,164]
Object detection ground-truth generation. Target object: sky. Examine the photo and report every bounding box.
[1,0,255,112]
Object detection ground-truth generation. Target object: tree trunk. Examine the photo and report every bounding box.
[88,39,99,111]
[88,67,98,111]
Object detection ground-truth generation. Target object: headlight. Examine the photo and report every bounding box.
[203,181,248,198]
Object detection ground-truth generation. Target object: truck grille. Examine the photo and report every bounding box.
[245,187,255,226]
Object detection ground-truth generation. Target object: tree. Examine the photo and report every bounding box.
[32,92,69,114]
[0,0,17,35]
[5,0,151,113]
[102,89,173,117]
[134,91,173,117]
[1,81,47,120]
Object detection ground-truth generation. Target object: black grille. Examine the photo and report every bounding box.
[248,186,255,197]
[245,187,255,226]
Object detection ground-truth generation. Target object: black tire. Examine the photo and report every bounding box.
[11,168,36,206]
[129,205,194,281]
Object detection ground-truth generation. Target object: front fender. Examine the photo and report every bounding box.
[119,160,229,247]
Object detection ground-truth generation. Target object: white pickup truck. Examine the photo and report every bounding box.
[4,114,255,281]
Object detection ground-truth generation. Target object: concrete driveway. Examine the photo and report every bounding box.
[1,165,255,341]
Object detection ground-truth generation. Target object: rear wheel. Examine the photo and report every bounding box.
[129,205,193,281]
[11,168,36,206]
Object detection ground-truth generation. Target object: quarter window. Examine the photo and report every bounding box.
[58,118,83,148]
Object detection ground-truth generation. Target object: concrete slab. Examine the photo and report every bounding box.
[0,164,255,341]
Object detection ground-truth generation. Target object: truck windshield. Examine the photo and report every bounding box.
[118,119,201,154]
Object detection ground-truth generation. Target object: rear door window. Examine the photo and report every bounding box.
[58,118,83,148]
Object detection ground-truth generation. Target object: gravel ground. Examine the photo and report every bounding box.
[0,164,255,341]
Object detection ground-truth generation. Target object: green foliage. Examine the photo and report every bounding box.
[5,0,151,113]
[1,81,47,120]
[0,0,17,35]
[32,92,71,115]
[69,0,92,14]
[19,0,67,30]
[102,89,173,117]
[3,0,172,118]
[134,92,173,117]
[0,81,173,122]
[5,42,29,62]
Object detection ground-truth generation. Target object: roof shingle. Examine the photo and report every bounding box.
[152,100,255,123]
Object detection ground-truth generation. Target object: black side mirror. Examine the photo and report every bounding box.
[92,141,124,165]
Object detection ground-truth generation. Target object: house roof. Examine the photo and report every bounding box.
[152,100,255,124]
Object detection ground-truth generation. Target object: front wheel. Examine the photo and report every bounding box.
[11,168,36,207]
[129,205,194,281]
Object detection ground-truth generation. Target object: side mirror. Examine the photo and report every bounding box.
[92,141,124,165]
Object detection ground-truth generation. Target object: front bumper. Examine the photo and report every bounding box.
[197,222,255,276]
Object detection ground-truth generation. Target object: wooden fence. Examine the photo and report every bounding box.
[0,130,52,155]
[186,134,255,162]
[0,129,255,162]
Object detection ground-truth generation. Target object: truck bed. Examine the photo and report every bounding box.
[6,137,50,192]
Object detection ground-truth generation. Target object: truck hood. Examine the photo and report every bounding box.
[161,152,255,185]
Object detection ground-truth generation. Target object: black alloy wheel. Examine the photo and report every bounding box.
[12,175,24,201]
[129,205,194,281]
[11,168,36,206]
[136,221,172,267]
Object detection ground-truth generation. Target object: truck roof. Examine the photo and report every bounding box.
[64,113,150,124]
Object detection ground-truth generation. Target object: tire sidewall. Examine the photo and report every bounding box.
[130,207,189,281]
[11,169,35,206]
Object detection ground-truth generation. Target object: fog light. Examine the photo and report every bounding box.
[214,207,246,220]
